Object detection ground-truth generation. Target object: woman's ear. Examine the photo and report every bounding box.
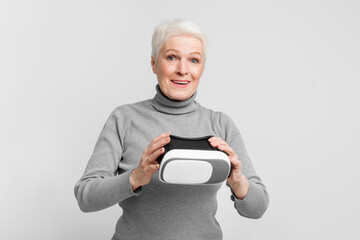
[151,56,156,74]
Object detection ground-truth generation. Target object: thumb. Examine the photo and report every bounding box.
[150,163,160,173]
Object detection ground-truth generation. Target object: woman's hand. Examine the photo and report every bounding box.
[208,137,249,200]
[130,133,171,191]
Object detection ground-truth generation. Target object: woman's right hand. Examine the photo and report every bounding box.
[130,132,170,191]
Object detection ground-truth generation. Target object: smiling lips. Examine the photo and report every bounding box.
[171,80,190,88]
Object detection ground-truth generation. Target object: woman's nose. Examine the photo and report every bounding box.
[176,59,188,76]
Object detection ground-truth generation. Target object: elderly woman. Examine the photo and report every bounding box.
[75,19,269,240]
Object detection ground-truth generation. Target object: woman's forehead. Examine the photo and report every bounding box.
[162,35,204,55]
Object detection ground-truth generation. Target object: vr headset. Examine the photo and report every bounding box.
[157,135,231,185]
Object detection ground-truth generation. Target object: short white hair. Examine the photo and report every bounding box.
[151,19,207,61]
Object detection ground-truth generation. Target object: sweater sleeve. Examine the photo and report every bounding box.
[74,109,141,213]
[219,112,269,219]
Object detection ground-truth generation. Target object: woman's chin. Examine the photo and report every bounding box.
[167,92,192,101]
[159,83,196,100]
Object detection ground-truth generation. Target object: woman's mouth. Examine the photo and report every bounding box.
[171,80,190,88]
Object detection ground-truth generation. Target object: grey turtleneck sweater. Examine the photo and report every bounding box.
[74,85,269,240]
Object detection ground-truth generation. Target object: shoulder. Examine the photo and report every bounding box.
[113,99,151,115]
[196,103,239,142]
[104,99,152,125]
[115,98,151,112]
[198,103,236,128]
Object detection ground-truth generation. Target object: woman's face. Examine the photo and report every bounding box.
[151,35,205,101]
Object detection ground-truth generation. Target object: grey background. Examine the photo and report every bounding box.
[1,0,359,239]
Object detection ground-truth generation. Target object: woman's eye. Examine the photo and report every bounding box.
[167,56,176,61]
[191,58,199,63]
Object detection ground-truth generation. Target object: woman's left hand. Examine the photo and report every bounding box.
[208,137,250,200]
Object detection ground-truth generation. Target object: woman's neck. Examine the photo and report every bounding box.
[151,84,198,115]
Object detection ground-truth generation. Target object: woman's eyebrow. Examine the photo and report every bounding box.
[164,49,202,56]
[164,49,180,54]
[189,51,202,56]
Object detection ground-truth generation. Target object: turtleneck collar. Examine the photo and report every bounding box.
[151,84,198,115]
